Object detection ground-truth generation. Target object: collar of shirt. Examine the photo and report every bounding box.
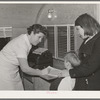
[84,34,95,44]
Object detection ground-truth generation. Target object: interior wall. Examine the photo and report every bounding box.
[36,4,97,69]
[38,4,96,49]
[37,4,96,25]
[0,4,97,69]
[0,4,43,38]
[0,4,96,39]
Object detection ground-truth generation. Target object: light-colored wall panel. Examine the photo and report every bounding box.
[0,4,42,28]
[12,28,27,39]
[38,4,96,25]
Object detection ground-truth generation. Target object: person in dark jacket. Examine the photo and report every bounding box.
[69,13,100,90]
[50,13,100,90]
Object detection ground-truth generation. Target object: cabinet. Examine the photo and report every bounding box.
[33,77,50,90]
[22,73,50,90]
[23,78,34,90]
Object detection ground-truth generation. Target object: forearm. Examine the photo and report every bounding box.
[69,60,100,78]
[18,58,43,76]
[69,63,94,78]
[69,38,100,78]
[22,66,42,76]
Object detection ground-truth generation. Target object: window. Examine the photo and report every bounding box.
[57,26,67,59]
[0,27,12,38]
[47,26,55,57]
[69,25,75,51]
[43,24,75,60]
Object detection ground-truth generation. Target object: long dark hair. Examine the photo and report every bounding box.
[75,13,100,36]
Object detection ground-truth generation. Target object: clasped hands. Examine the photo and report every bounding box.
[40,66,70,80]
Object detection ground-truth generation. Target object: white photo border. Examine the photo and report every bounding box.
[0,0,99,99]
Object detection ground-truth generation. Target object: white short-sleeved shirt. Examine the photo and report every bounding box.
[1,34,32,65]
